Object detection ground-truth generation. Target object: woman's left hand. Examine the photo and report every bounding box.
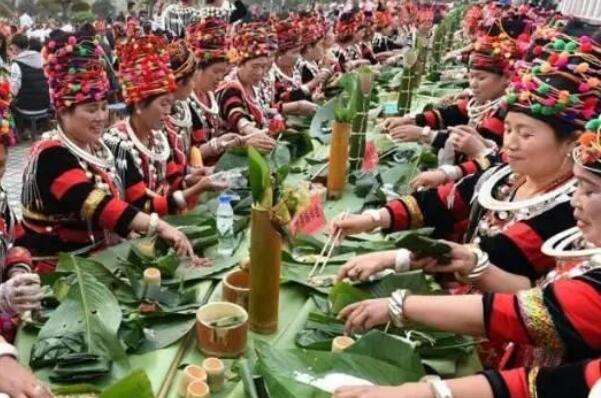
[449,126,486,157]
[389,125,423,143]
[411,240,477,276]
[337,298,390,335]
[333,383,433,398]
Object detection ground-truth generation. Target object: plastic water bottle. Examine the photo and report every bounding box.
[216,194,235,257]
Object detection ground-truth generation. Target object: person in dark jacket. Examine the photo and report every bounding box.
[8,34,50,139]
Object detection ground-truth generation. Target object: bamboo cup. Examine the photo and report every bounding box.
[248,206,282,334]
[202,357,226,392]
[143,267,161,297]
[177,364,207,397]
[332,336,355,353]
[186,381,210,398]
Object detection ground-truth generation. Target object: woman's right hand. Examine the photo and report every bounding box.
[157,221,196,258]
[410,170,448,191]
[243,130,277,153]
[216,133,243,151]
[337,251,396,282]
[331,213,382,242]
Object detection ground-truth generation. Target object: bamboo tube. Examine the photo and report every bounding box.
[177,365,207,397]
[332,336,355,352]
[186,381,210,398]
[248,206,282,334]
[144,267,161,297]
[189,146,204,168]
[397,50,419,117]
[327,121,351,199]
[348,69,374,174]
[202,357,225,392]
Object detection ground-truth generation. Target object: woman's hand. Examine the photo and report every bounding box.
[337,251,396,282]
[331,213,382,242]
[294,100,319,115]
[216,133,243,151]
[338,298,390,335]
[449,126,486,157]
[0,356,54,398]
[0,273,42,315]
[389,125,423,143]
[377,115,415,132]
[334,383,433,398]
[243,131,277,153]
[157,221,196,258]
[411,241,477,276]
[410,170,448,190]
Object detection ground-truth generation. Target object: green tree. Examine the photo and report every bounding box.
[92,0,115,18]
[71,0,91,12]
[17,0,36,15]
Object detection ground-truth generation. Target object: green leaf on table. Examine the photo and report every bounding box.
[120,313,196,354]
[396,234,451,261]
[347,330,425,379]
[279,130,314,161]
[255,339,418,397]
[329,282,370,314]
[56,254,137,305]
[368,271,433,297]
[286,115,312,130]
[215,148,249,172]
[33,256,129,375]
[154,254,180,277]
[99,369,154,398]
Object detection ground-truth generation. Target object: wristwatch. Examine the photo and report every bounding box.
[0,341,18,360]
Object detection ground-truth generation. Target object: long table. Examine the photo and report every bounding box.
[15,92,480,397]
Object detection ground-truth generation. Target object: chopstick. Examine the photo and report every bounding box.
[307,210,349,279]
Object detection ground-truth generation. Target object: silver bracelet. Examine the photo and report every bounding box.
[454,246,491,284]
[173,190,186,209]
[438,165,462,182]
[147,212,159,236]
[388,289,411,328]
[394,249,411,273]
[421,375,453,398]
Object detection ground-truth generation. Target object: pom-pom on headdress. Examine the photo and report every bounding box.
[0,66,14,143]
[186,17,230,64]
[43,33,110,111]
[117,34,177,105]
[505,34,601,131]
[335,11,359,41]
[374,10,392,31]
[227,22,277,65]
[573,123,601,173]
[469,32,521,76]
[299,13,326,47]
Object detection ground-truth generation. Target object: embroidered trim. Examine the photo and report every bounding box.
[517,289,565,354]
[400,195,424,229]
[81,189,106,221]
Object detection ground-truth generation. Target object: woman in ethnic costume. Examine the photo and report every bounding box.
[333,131,601,398]
[105,33,225,215]
[271,15,320,116]
[383,17,528,188]
[294,13,331,91]
[333,33,601,294]
[216,21,278,152]
[331,11,371,73]
[185,16,243,165]
[17,29,199,273]
[0,65,42,343]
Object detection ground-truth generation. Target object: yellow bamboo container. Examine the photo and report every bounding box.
[189,146,204,168]
[248,206,282,334]
[327,121,351,199]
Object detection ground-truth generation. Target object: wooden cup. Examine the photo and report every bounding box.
[202,357,225,393]
[195,302,248,358]
[222,269,250,311]
[186,381,210,398]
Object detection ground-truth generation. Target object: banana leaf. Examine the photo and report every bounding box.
[329,283,370,313]
[396,234,452,261]
[247,147,270,205]
[255,336,422,397]
[215,148,249,172]
[119,313,196,354]
[286,115,312,130]
[99,369,154,398]
[32,256,129,376]
[309,98,337,143]
[279,130,314,161]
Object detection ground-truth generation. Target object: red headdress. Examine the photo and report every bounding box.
[43,34,110,111]
[299,13,326,46]
[335,11,359,41]
[185,16,230,64]
[374,10,392,30]
[227,22,277,65]
[469,33,520,76]
[117,34,176,105]
[274,16,302,52]
[167,39,196,81]
[0,66,14,142]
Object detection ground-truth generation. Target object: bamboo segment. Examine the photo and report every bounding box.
[189,146,204,168]
[349,69,374,174]
[248,206,282,334]
[327,121,351,199]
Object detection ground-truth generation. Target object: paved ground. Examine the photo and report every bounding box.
[3,141,30,218]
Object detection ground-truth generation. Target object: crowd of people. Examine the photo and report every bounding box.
[0,0,599,397]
